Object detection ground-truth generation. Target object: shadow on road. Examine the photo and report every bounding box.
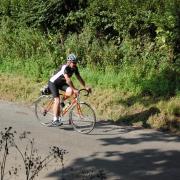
[46,128,180,180]
[98,129,180,146]
[47,150,180,180]
[57,119,140,135]
[91,120,144,135]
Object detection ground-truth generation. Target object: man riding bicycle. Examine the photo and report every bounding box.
[48,53,91,126]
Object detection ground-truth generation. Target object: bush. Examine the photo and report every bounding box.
[0,0,179,96]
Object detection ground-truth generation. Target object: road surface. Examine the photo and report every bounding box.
[0,100,180,180]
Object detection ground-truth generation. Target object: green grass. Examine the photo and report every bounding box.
[0,73,179,134]
[0,24,179,133]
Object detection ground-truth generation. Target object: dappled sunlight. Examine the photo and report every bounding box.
[47,149,180,180]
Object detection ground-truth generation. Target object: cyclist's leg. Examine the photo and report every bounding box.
[60,84,73,124]
[60,84,73,101]
[48,81,60,121]
[65,87,73,97]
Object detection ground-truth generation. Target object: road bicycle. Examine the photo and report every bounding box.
[34,89,96,134]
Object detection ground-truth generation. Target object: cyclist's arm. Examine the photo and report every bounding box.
[75,74,86,87]
[64,74,77,91]
[75,74,91,92]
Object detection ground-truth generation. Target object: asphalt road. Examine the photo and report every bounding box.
[0,100,180,180]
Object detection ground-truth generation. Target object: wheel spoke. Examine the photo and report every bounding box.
[70,102,96,134]
[35,95,53,126]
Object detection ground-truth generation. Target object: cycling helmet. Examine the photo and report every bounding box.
[67,53,77,62]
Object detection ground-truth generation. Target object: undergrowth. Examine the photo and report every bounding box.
[0,74,179,133]
[0,0,179,132]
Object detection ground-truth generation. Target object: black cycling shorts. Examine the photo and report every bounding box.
[48,81,69,98]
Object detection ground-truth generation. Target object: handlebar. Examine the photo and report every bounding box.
[59,88,91,97]
[78,89,91,96]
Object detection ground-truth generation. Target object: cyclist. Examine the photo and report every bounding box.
[48,53,91,126]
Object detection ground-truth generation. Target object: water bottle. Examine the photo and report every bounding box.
[63,101,71,111]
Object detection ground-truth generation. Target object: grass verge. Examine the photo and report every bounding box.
[0,73,179,133]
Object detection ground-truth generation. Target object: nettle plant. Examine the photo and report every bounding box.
[0,127,67,180]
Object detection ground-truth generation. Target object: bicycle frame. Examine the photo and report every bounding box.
[41,91,84,118]
[35,88,96,134]
[60,89,87,117]
[61,97,77,116]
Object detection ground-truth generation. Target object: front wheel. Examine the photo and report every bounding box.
[69,102,96,134]
[34,95,54,126]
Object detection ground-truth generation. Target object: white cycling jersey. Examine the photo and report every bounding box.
[50,64,79,85]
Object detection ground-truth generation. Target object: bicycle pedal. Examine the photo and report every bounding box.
[43,110,47,116]
[60,102,65,108]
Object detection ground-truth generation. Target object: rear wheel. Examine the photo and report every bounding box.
[69,102,96,134]
[35,95,54,126]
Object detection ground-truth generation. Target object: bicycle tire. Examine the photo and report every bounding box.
[34,95,54,126]
[69,102,96,134]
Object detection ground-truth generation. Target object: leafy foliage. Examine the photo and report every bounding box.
[0,0,179,96]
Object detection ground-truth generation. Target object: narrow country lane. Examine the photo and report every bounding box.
[0,100,180,180]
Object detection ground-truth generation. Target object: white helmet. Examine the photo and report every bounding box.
[67,53,77,62]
